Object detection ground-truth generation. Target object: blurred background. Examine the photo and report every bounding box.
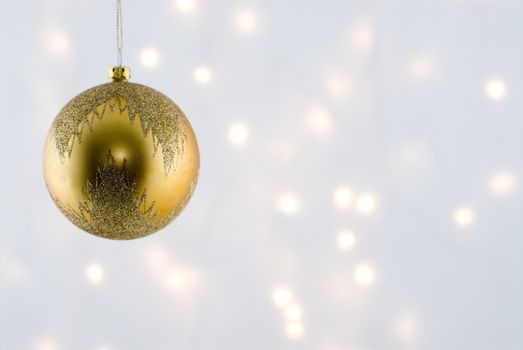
[1,0,523,349]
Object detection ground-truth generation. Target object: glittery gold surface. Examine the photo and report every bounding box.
[44,81,200,240]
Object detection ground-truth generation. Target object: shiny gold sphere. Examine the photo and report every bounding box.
[44,71,199,240]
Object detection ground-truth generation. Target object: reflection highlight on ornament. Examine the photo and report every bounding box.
[228,123,249,146]
[337,230,356,251]
[356,194,377,214]
[233,8,258,35]
[454,207,474,227]
[333,186,353,209]
[354,263,376,287]
[489,172,516,195]
[85,262,104,285]
[194,66,212,84]
[485,79,507,100]
[277,193,301,215]
[140,48,160,68]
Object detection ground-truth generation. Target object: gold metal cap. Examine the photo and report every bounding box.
[109,66,131,81]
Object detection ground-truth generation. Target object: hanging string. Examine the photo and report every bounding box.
[116,0,123,66]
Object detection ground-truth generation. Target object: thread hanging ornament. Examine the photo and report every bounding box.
[44,0,200,240]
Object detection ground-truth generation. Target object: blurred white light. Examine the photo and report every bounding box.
[285,304,303,321]
[306,104,332,137]
[144,246,170,271]
[454,207,474,227]
[356,194,377,214]
[140,48,160,68]
[277,193,301,215]
[167,272,184,290]
[485,79,506,100]
[228,123,249,146]
[337,230,356,251]
[96,347,112,350]
[354,263,376,287]
[34,338,57,350]
[42,28,71,59]
[85,263,104,285]
[325,74,351,101]
[410,54,435,80]
[0,257,30,283]
[396,314,418,344]
[393,140,432,173]
[285,322,305,339]
[273,287,293,307]
[194,66,212,84]
[233,8,258,35]
[175,0,196,13]
[348,19,375,53]
[166,267,202,295]
[333,186,352,208]
[489,172,516,195]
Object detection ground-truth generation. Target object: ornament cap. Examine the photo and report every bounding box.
[109,66,131,81]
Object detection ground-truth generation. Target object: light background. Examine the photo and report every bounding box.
[1,0,523,349]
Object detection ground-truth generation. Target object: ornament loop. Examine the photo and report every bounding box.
[116,0,123,66]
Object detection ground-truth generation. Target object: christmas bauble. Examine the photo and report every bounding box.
[44,67,199,240]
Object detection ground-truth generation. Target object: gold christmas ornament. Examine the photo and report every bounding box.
[44,66,199,239]
[43,2,199,239]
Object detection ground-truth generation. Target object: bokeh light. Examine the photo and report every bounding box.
[333,186,353,209]
[140,48,160,68]
[0,257,30,284]
[354,263,376,287]
[489,172,516,195]
[348,19,375,53]
[33,338,57,350]
[174,0,196,13]
[485,79,507,101]
[337,230,356,251]
[85,262,104,285]
[325,74,351,101]
[454,207,474,227]
[409,53,435,80]
[193,66,212,84]
[228,123,249,146]
[273,287,293,307]
[356,194,377,214]
[395,314,419,344]
[285,322,305,340]
[305,104,332,137]
[277,193,301,215]
[285,304,303,321]
[42,28,71,60]
[167,272,184,291]
[233,8,258,35]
